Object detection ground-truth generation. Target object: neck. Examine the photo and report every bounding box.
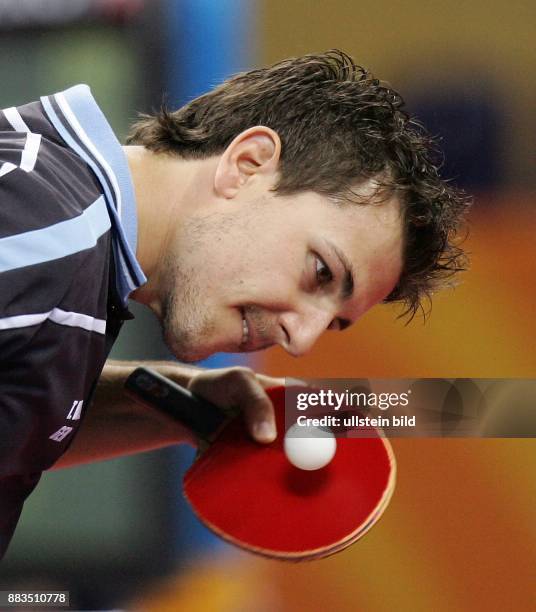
[123,145,208,313]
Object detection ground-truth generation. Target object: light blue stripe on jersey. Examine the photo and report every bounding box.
[0,195,110,273]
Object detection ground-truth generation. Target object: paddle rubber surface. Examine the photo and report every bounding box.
[184,385,396,560]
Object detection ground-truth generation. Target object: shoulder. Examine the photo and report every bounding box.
[0,93,111,292]
[0,99,104,231]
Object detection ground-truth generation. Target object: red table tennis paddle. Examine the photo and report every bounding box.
[125,367,396,561]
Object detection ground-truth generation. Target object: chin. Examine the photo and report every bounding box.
[171,350,204,363]
[166,338,209,363]
[163,330,221,363]
[162,304,235,361]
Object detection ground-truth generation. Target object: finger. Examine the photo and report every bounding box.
[285,377,310,387]
[255,374,309,388]
[231,377,277,444]
[255,373,286,389]
[187,368,278,443]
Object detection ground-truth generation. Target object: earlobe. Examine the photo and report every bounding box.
[214,126,281,199]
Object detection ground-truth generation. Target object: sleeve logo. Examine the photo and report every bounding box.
[67,400,84,420]
[49,400,84,443]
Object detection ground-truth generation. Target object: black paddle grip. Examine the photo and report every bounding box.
[124,367,227,440]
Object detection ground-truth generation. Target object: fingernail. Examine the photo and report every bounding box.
[254,421,276,443]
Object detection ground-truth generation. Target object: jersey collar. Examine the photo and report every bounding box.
[41,84,147,306]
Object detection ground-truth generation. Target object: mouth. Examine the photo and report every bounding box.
[238,307,275,353]
[240,308,250,348]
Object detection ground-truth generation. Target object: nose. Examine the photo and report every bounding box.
[278,306,334,357]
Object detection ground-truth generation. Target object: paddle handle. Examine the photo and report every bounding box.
[124,366,227,441]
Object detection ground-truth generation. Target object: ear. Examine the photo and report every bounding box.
[214,126,281,198]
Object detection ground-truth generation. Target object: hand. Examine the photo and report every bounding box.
[187,367,285,444]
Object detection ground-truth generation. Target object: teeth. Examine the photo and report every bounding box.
[242,311,249,344]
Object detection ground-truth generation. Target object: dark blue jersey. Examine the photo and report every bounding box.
[0,86,146,559]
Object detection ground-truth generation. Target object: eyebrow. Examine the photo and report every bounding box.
[327,241,355,300]
[326,241,355,330]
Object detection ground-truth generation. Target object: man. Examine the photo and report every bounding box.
[0,50,469,558]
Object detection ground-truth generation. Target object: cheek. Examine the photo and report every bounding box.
[186,221,301,303]
[247,268,303,309]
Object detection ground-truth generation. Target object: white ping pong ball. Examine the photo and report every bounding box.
[284,423,337,471]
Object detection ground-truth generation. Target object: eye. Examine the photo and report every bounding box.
[315,255,333,286]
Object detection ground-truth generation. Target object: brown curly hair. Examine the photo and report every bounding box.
[127,50,471,320]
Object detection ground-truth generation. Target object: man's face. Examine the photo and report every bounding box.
[158,182,404,362]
